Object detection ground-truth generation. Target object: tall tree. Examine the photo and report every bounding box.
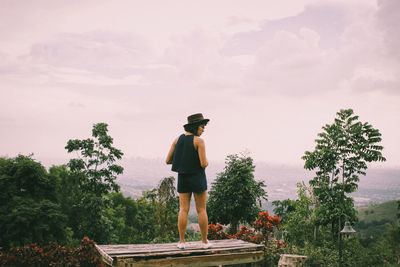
[106,192,141,244]
[49,165,82,246]
[302,109,386,238]
[133,177,179,243]
[272,199,297,224]
[275,183,315,247]
[154,176,179,242]
[208,153,267,234]
[64,123,124,243]
[65,122,123,195]
[0,155,66,249]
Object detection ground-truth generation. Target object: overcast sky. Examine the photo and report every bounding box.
[1,0,399,168]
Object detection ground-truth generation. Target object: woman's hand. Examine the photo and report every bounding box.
[166,137,178,164]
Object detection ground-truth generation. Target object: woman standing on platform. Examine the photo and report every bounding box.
[166,113,212,249]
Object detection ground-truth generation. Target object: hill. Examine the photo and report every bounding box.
[357,200,399,224]
[355,200,399,240]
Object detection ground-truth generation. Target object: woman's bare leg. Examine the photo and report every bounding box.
[194,190,208,243]
[178,193,191,243]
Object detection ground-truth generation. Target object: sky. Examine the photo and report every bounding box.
[1,0,399,168]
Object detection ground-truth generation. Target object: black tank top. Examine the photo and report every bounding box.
[171,134,202,174]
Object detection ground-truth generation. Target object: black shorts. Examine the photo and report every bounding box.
[177,169,207,193]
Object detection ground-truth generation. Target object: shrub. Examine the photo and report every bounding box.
[208,211,285,267]
[207,223,233,240]
[0,237,106,266]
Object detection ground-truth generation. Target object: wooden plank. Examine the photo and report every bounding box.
[96,239,265,267]
[112,247,261,259]
[100,239,260,250]
[95,244,113,266]
[115,250,264,267]
[109,246,262,257]
[98,239,263,256]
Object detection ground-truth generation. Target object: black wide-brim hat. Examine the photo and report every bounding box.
[184,113,210,127]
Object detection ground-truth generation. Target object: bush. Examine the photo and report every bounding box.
[208,223,233,240]
[208,211,285,267]
[0,237,106,267]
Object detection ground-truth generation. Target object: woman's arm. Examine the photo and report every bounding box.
[166,138,178,164]
[196,137,208,168]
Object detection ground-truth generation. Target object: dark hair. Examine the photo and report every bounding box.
[184,122,207,136]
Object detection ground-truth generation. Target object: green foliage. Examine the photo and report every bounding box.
[65,122,123,195]
[153,177,179,242]
[284,235,400,267]
[137,177,179,243]
[357,218,393,244]
[341,237,399,267]
[272,198,296,224]
[188,214,199,224]
[0,155,66,249]
[356,201,398,244]
[104,192,139,244]
[49,165,83,246]
[64,123,124,244]
[355,201,400,264]
[301,242,339,267]
[104,177,179,244]
[1,124,180,248]
[185,228,202,242]
[277,197,400,266]
[277,183,315,247]
[302,109,386,236]
[207,153,267,233]
[357,200,398,224]
[133,193,159,243]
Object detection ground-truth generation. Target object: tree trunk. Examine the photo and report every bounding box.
[331,221,336,241]
[314,225,318,241]
[229,220,239,235]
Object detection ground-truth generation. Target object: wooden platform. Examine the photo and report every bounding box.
[96,239,265,267]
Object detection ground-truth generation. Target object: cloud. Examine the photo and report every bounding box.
[222,3,350,57]
[162,29,244,91]
[219,3,360,96]
[218,0,400,97]
[2,0,398,100]
[376,0,400,60]
[337,0,400,95]
[27,31,154,75]
[244,28,340,96]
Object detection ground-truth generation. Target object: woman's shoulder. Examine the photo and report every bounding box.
[172,134,184,145]
[193,136,205,145]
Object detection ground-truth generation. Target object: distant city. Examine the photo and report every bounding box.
[116,157,400,208]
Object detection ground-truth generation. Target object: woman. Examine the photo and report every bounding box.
[166,113,212,249]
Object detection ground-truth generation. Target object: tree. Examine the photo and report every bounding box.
[153,176,179,242]
[302,109,386,238]
[272,199,296,224]
[106,192,140,244]
[49,164,83,247]
[65,122,123,196]
[0,155,66,249]
[134,177,179,243]
[207,153,267,234]
[64,123,124,243]
[277,183,315,247]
